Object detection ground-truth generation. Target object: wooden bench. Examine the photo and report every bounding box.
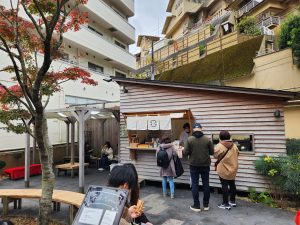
[55,163,89,178]
[0,189,84,224]
[4,164,41,180]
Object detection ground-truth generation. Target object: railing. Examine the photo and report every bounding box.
[258,16,280,28]
[136,32,255,76]
[256,48,275,57]
[80,25,134,56]
[238,0,262,17]
[136,11,232,70]
[259,26,274,35]
[96,0,135,30]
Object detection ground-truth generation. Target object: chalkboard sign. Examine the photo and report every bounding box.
[73,186,129,225]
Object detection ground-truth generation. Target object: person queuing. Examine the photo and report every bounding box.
[214,130,239,210]
[184,123,214,212]
[156,136,178,199]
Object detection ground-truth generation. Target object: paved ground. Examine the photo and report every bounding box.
[0,168,296,225]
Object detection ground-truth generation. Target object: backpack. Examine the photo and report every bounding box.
[157,147,171,169]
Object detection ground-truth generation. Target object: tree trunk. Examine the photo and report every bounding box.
[35,114,55,225]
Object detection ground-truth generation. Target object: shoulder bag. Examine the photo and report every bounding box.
[214,147,230,171]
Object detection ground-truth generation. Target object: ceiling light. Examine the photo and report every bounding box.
[90,111,99,115]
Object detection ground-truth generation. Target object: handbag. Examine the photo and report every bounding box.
[173,155,184,178]
[214,147,230,171]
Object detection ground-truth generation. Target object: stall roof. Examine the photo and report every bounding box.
[114,77,298,99]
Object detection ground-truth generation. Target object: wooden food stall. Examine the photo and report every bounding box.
[116,78,296,191]
[124,110,193,160]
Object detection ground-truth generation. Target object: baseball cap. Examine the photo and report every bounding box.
[193,123,202,129]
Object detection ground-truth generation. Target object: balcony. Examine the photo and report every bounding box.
[238,0,263,17]
[258,16,280,28]
[83,0,135,44]
[110,0,134,17]
[64,26,136,70]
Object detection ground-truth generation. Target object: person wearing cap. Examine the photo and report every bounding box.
[214,130,239,210]
[179,123,190,146]
[184,123,214,212]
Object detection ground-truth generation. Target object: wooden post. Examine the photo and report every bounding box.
[71,109,91,193]
[25,131,30,188]
[3,196,8,215]
[71,121,75,165]
[66,121,70,156]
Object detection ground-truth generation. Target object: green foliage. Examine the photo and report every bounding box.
[199,44,206,56]
[210,24,215,33]
[278,14,300,67]
[255,155,300,197]
[157,36,263,84]
[237,16,261,36]
[248,187,275,207]
[286,138,300,155]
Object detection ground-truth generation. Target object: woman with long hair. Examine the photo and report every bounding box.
[157,136,177,199]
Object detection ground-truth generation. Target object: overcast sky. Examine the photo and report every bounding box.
[129,0,169,54]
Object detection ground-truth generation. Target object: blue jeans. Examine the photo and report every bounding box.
[162,176,174,195]
[190,165,210,207]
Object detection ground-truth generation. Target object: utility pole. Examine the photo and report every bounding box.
[151,40,155,80]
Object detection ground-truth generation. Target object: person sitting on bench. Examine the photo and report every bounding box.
[98,141,113,171]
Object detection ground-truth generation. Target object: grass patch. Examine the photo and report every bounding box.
[157,36,263,84]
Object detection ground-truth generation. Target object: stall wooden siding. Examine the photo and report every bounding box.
[119,84,287,191]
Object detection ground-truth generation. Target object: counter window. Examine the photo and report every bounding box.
[212,134,254,152]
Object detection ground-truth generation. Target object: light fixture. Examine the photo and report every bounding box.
[91,116,97,119]
[57,112,68,118]
[170,113,184,118]
[90,111,99,115]
[274,110,281,118]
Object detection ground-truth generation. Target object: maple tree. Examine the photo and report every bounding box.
[0,1,97,224]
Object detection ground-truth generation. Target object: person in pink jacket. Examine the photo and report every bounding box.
[156,136,178,199]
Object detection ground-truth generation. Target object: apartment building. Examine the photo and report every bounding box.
[0,0,136,151]
[136,0,234,75]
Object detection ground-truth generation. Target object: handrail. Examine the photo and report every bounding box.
[238,0,262,17]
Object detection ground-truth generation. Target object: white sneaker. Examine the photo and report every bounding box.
[98,168,104,171]
[203,206,210,211]
[229,201,237,207]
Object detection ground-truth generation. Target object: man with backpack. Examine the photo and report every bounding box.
[184,123,214,212]
[156,136,178,199]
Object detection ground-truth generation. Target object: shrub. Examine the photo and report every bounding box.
[237,16,261,36]
[278,14,300,67]
[286,138,300,155]
[199,44,206,56]
[0,161,6,169]
[255,155,300,198]
[248,187,275,207]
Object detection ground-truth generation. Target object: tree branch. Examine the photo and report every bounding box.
[32,0,49,31]
[0,82,34,116]
[0,36,35,113]
[20,2,45,41]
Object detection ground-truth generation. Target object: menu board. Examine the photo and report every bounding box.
[73,186,129,225]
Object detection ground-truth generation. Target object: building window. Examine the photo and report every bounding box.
[88,25,103,37]
[114,40,126,50]
[88,62,104,73]
[115,70,127,78]
[212,134,254,152]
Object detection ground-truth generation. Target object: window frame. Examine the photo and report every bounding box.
[88,62,104,73]
[211,133,255,154]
